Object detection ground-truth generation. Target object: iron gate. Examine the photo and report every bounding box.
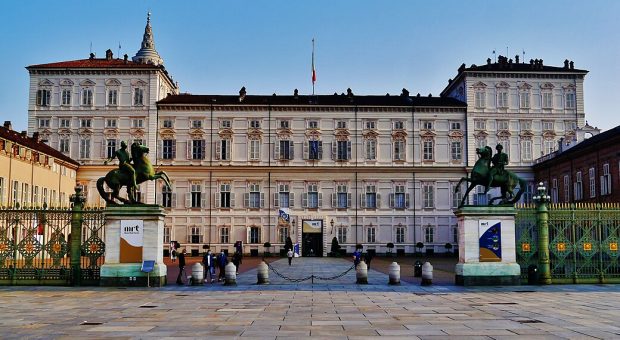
[0,205,105,285]
[516,203,620,283]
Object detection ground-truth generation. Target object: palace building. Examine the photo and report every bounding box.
[26,14,591,256]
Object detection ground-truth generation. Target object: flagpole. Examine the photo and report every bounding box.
[312,38,316,96]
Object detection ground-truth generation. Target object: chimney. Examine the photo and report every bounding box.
[20,131,27,138]
[487,58,491,65]
[239,86,247,102]
[32,132,40,142]
[564,59,569,69]
[569,61,574,69]
[3,121,11,130]
[89,52,95,60]
[539,59,543,67]
[346,88,354,98]
[123,54,128,63]
[105,49,113,60]
[293,89,299,99]
[401,88,409,96]
[515,55,519,64]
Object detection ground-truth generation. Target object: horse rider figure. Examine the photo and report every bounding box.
[106,141,137,191]
[486,144,508,193]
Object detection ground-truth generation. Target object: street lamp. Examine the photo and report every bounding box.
[533,181,551,284]
[330,219,334,235]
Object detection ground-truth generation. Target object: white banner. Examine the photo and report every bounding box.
[121,220,144,247]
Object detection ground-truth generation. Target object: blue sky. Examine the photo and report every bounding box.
[1,1,618,131]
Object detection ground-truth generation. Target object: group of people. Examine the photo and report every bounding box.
[352,249,373,269]
[174,248,243,285]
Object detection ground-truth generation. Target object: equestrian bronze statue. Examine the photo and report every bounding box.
[97,141,171,204]
[455,144,526,208]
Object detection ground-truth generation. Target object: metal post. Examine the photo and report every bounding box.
[69,185,85,286]
[534,182,551,284]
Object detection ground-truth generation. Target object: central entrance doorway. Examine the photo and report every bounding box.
[302,219,323,257]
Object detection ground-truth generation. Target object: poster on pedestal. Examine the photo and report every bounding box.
[120,220,144,263]
[479,220,501,262]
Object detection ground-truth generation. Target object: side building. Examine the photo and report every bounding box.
[533,124,617,204]
[0,121,79,208]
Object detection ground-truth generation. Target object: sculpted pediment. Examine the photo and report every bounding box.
[131,128,145,138]
[519,130,534,139]
[496,130,512,138]
[563,84,576,90]
[542,130,556,139]
[60,78,74,86]
[105,78,122,86]
[518,82,532,90]
[79,128,93,135]
[419,130,435,138]
[80,79,96,86]
[39,78,54,86]
[189,129,204,138]
[104,128,119,138]
[540,82,555,89]
[305,129,322,138]
[495,81,510,88]
[472,81,487,89]
[448,130,464,139]
[334,129,350,138]
[219,128,233,138]
[474,131,488,139]
[363,130,379,138]
[58,129,72,136]
[248,129,263,138]
[131,79,148,86]
[392,130,408,139]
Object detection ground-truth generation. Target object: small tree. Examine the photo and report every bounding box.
[444,242,453,255]
[386,242,395,257]
[415,242,424,256]
[330,237,341,256]
[263,242,272,257]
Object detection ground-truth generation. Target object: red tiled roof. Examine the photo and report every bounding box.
[0,126,79,166]
[27,58,162,69]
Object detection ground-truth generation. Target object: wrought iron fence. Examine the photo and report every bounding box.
[516,203,620,283]
[0,205,105,285]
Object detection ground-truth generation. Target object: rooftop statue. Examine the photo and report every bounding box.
[97,141,171,204]
[455,144,526,208]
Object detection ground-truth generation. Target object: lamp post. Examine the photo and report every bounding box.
[533,182,552,284]
[330,219,334,235]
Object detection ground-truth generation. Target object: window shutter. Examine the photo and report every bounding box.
[376,193,381,208]
[226,140,232,160]
[347,141,352,160]
[274,140,280,160]
[201,191,207,208]
[157,140,163,159]
[302,193,308,208]
[171,140,177,159]
[156,192,161,205]
[246,227,250,244]
[600,176,605,195]
[273,192,279,207]
[389,193,394,208]
[289,141,294,160]
[331,193,337,208]
[260,193,265,208]
[347,193,352,208]
[406,193,411,208]
[331,141,337,160]
[100,141,106,159]
[360,193,366,208]
[214,139,221,160]
[318,192,323,207]
[244,193,250,208]
[185,192,191,208]
[201,140,207,159]
[230,193,235,207]
[289,192,295,207]
[186,140,191,159]
[172,193,177,208]
[215,192,221,208]
[303,141,309,159]
[318,141,323,159]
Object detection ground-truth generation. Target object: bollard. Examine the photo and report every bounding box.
[191,263,204,285]
[414,260,423,277]
[356,260,368,284]
[421,262,433,286]
[224,261,237,286]
[388,262,400,285]
[257,261,269,284]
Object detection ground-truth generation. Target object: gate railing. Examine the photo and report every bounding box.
[0,201,104,286]
[516,203,620,284]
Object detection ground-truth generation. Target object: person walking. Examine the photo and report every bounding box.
[217,250,227,281]
[353,249,361,268]
[287,248,293,266]
[176,248,186,285]
[202,249,216,283]
[364,251,373,270]
[232,251,242,275]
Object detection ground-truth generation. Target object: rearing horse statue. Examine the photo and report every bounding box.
[97,142,171,204]
[455,146,526,208]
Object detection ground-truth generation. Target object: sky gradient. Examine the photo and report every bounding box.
[1,1,618,131]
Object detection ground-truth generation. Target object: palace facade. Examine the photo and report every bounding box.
[26,15,590,255]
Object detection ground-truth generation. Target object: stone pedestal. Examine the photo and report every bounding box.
[100,205,167,287]
[454,206,520,286]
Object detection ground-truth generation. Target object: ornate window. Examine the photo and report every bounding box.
[217,182,233,208]
[216,138,232,161]
[451,140,462,161]
[396,226,405,243]
[475,120,486,130]
[424,225,434,243]
[59,137,70,154]
[307,120,319,129]
[187,182,204,208]
[589,167,596,198]
[161,139,176,160]
[542,92,553,109]
[248,138,261,161]
[192,120,203,129]
[190,139,206,160]
[36,88,51,106]
[60,119,70,128]
[80,119,92,128]
[249,119,261,129]
[521,139,532,161]
[220,120,231,129]
[79,136,91,159]
[422,183,434,208]
[475,90,486,108]
[333,140,352,161]
[333,183,350,209]
[133,87,144,106]
[366,225,376,243]
[107,89,118,106]
[364,138,376,160]
[364,120,376,130]
[38,118,50,128]
[189,226,203,244]
[362,183,378,209]
[81,87,93,106]
[497,90,509,108]
[245,182,263,209]
[161,184,174,208]
[132,119,145,128]
[106,119,117,128]
[574,171,583,201]
[105,139,117,159]
[393,139,405,161]
[249,226,261,244]
[421,121,433,130]
[544,139,555,155]
[393,120,404,130]
[275,139,294,160]
[303,183,321,209]
[422,139,434,161]
[450,122,461,130]
[274,183,292,208]
[390,184,408,209]
[220,227,230,244]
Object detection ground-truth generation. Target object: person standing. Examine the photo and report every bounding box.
[353,249,361,268]
[202,250,215,283]
[364,251,373,270]
[217,250,227,281]
[232,251,242,275]
[176,249,186,285]
[287,248,293,266]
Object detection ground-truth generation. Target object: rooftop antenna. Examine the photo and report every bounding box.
[506,46,509,57]
[118,42,121,59]
[522,49,526,62]
[89,41,92,55]
[493,49,496,63]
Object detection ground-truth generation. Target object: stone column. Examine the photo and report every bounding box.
[69,185,86,286]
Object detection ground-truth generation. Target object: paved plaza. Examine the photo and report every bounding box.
[1,258,620,339]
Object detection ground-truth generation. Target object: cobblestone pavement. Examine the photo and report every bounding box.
[1,257,620,339]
